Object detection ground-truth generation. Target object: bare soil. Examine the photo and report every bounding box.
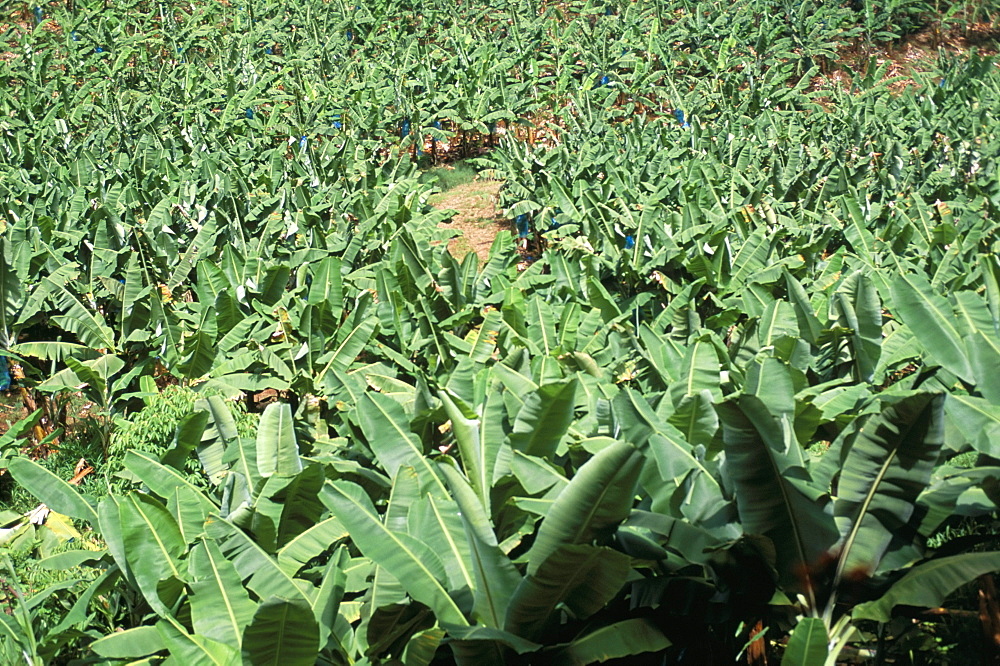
[430,179,511,263]
[809,22,1000,97]
[0,392,27,438]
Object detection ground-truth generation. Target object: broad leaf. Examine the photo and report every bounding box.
[780,617,828,665]
[891,272,973,382]
[276,517,349,576]
[526,440,643,576]
[719,396,837,598]
[123,450,218,516]
[440,463,521,628]
[7,457,98,524]
[853,551,1000,622]
[119,493,188,616]
[506,544,631,641]
[833,393,945,582]
[90,626,166,659]
[324,480,468,626]
[509,380,577,459]
[205,515,312,604]
[551,618,671,665]
[241,596,320,666]
[188,537,257,647]
[356,391,448,494]
[256,402,303,478]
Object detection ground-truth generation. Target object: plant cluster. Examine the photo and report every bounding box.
[1,0,1000,663]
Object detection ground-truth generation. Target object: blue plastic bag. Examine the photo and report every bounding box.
[0,356,11,391]
[515,214,530,238]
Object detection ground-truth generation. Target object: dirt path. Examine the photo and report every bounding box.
[430,179,509,263]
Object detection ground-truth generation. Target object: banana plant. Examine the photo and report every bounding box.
[6,399,354,664]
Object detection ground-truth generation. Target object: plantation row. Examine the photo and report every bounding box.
[2,0,1000,663]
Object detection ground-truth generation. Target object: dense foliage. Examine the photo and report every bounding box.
[2,0,1000,662]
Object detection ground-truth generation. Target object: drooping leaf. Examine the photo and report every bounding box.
[7,457,98,524]
[551,618,671,665]
[256,402,302,478]
[324,480,468,626]
[509,380,578,460]
[241,596,320,666]
[853,551,1000,622]
[506,544,631,641]
[188,537,257,647]
[780,617,828,666]
[526,440,643,577]
[833,393,945,582]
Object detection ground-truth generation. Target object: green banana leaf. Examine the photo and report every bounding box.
[780,617,828,665]
[324,480,468,626]
[852,551,1000,622]
[188,537,257,647]
[205,515,312,604]
[276,517,349,576]
[440,462,522,628]
[506,544,632,641]
[157,620,241,665]
[509,379,578,459]
[719,396,838,599]
[241,596,320,666]
[256,402,303,478]
[526,440,643,576]
[550,617,671,665]
[90,626,165,659]
[123,450,218,516]
[119,493,188,610]
[891,272,973,382]
[445,624,541,666]
[439,389,498,510]
[6,457,99,524]
[355,391,449,495]
[833,393,945,583]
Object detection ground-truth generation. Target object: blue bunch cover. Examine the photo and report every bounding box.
[0,356,10,391]
[515,214,530,238]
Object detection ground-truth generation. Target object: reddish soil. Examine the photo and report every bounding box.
[431,179,510,263]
